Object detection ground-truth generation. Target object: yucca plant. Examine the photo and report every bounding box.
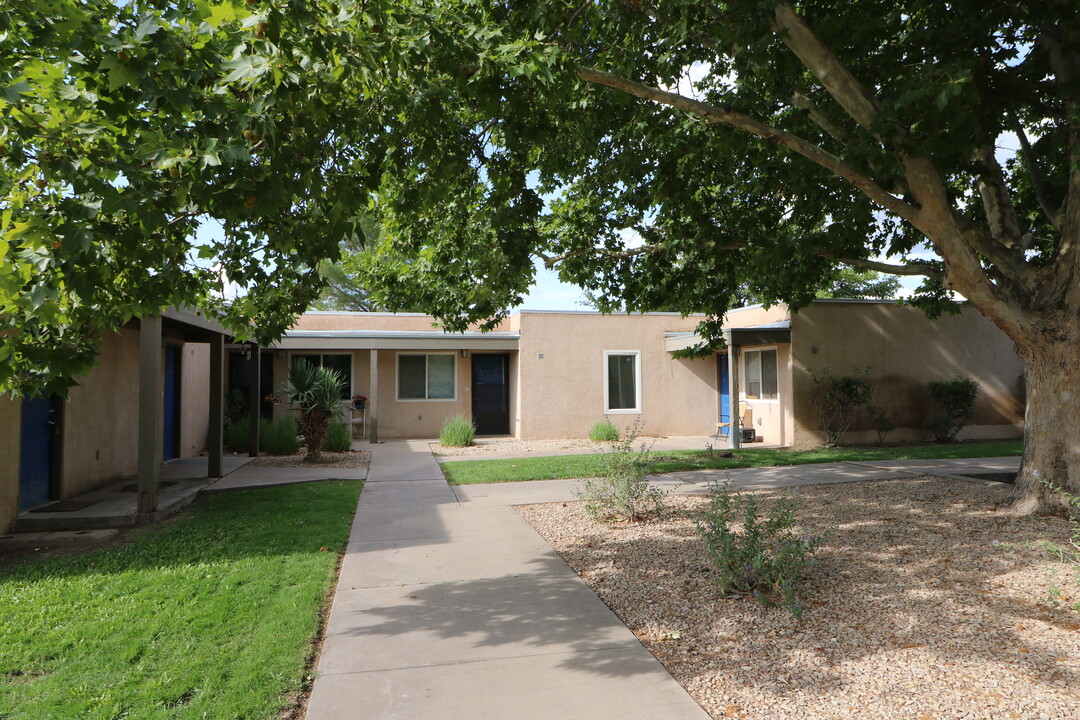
[281,359,346,462]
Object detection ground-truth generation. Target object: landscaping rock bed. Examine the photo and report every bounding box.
[517,478,1080,720]
[248,450,371,469]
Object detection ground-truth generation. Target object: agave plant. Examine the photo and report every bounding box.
[281,359,346,462]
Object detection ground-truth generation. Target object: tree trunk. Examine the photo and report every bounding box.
[1008,333,1080,514]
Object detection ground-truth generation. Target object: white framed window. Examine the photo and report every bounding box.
[397,353,457,401]
[604,350,641,414]
[743,347,779,401]
[292,353,353,400]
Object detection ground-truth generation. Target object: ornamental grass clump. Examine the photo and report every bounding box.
[439,414,475,447]
[588,420,619,442]
[577,423,664,522]
[324,419,352,453]
[696,483,825,618]
[260,417,300,455]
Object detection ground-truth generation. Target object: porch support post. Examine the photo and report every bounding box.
[138,314,163,514]
[248,343,260,457]
[726,333,741,450]
[368,349,379,443]
[208,333,225,477]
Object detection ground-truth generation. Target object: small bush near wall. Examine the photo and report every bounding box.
[224,421,249,453]
[324,419,352,453]
[925,374,980,442]
[588,421,619,442]
[439,415,476,447]
[261,417,301,455]
[806,368,873,446]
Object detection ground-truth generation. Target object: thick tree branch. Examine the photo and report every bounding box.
[835,256,944,282]
[790,91,850,144]
[974,143,1024,247]
[772,3,905,143]
[1008,108,1062,229]
[535,244,663,269]
[577,67,918,223]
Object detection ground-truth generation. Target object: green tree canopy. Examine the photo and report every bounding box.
[4,0,1079,511]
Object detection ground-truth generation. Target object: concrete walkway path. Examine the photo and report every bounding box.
[306,443,1021,719]
[305,439,712,720]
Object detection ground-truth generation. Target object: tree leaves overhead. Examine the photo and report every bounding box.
[4,1,1079,394]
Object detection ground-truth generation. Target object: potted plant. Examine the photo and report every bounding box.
[352,394,367,410]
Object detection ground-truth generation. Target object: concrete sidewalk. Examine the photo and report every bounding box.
[306,444,1021,719]
[305,439,712,720]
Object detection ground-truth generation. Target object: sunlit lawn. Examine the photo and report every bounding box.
[0,480,361,720]
[441,440,1023,484]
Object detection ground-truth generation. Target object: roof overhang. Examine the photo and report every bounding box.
[666,322,792,352]
[272,330,520,351]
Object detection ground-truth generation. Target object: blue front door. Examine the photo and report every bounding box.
[19,395,53,510]
[718,354,730,426]
[163,346,180,460]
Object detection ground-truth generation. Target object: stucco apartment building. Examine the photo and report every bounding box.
[1,300,1025,535]
[271,301,1025,447]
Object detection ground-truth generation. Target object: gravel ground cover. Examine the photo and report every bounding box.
[247,450,371,469]
[517,478,1080,720]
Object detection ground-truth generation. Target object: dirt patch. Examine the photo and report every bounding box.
[517,478,1080,720]
[248,450,371,470]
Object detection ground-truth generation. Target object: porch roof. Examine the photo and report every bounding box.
[273,329,521,351]
[664,321,792,352]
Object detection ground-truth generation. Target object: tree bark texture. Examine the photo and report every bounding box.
[1010,326,1080,514]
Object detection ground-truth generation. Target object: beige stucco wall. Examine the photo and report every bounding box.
[515,312,716,440]
[292,312,514,333]
[724,304,792,329]
[789,301,1025,446]
[179,342,210,458]
[63,329,141,495]
[0,395,21,534]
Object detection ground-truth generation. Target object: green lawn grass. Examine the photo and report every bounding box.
[440,440,1024,485]
[0,480,361,720]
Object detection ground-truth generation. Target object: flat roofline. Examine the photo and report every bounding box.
[284,330,520,339]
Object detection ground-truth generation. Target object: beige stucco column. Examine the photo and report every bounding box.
[247,344,260,457]
[207,333,225,477]
[725,333,741,450]
[368,349,378,443]
[137,315,163,514]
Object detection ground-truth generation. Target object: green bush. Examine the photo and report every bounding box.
[324,419,353,452]
[696,483,825,618]
[224,420,249,453]
[439,414,475,447]
[588,420,620,442]
[806,368,873,446]
[260,417,300,455]
[576,425,664,522]
[925,374,980,442]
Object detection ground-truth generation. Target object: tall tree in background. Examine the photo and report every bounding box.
[3,1,1078,513]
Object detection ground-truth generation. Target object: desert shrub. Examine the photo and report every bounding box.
[588,420,619,442]
[260,417,300,455]
[925,374,979,442]
[577,425,664,522]
[324,419,353,452]
[224,420,249,453]
[806,368,873,446]
[868,405,895,446]
[696,483,825,618]
[439,414,475,447]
